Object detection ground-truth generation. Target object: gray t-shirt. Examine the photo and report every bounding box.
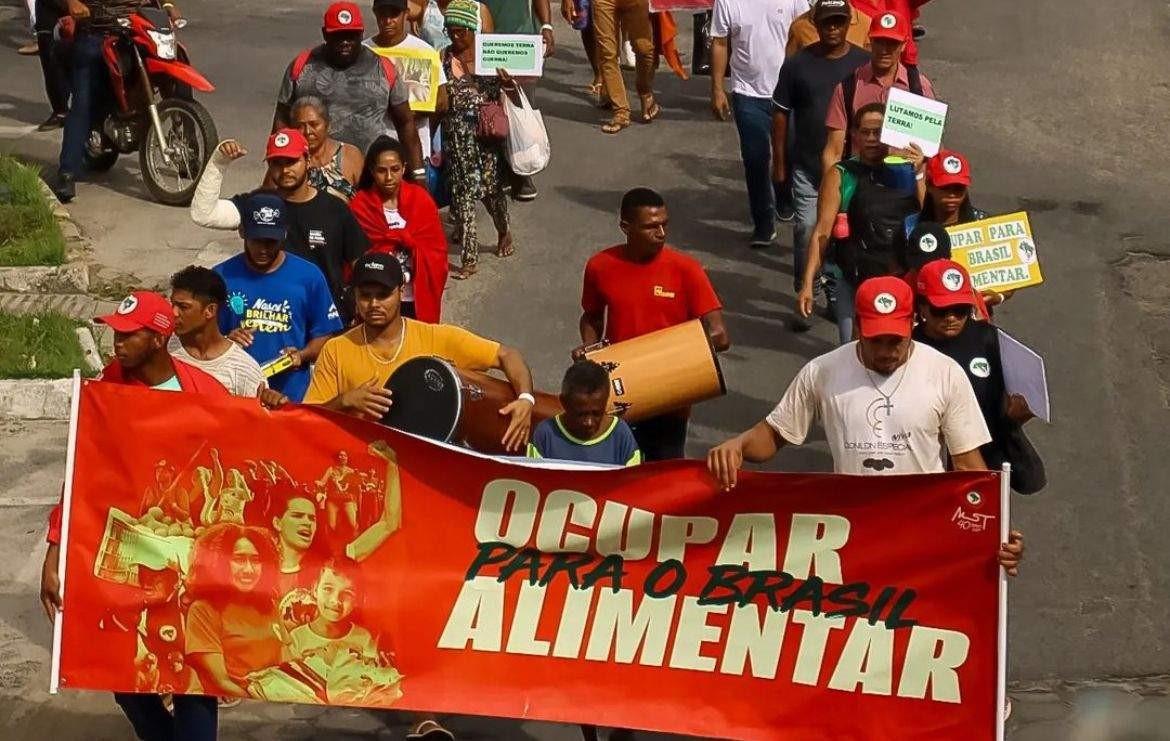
[278,45,411,153]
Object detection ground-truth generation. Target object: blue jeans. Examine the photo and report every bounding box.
[59,32,108,176]
[823,263,855,345]
[114,693,218,741]
[731,93,780,239]
[790,166,820,292]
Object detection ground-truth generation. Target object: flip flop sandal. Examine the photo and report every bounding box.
[406,722,456,740]
[640,100,662,123]
[601,118,630,134]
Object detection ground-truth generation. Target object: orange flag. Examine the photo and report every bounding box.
[652,12,689,80]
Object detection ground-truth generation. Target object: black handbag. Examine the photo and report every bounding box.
[1002,423,1046,495]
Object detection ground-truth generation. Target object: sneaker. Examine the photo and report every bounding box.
[749,230,776,249]
[775,204,795,223]
[37,113,66,132]
[789,314,812,332]
[53,172,76,203]
[17,41,39,56]
[514,176,538,202]
[913,24,927,40]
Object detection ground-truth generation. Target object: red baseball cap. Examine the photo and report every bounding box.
[855,277,914,338]
[869,11,910,42]
[915,259,977,309]
[323,1,364,32]
[266,128,309,161]
[95,291,176,336]
[927,149,972,188]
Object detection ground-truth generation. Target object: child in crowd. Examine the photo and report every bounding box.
[528,360,641,467]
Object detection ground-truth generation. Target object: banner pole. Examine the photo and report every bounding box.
[49,370,82,694]
[996,463,1011,741]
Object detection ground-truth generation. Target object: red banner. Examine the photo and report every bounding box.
[55,380,1004,740]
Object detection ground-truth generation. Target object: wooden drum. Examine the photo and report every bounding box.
[382,357,560,454]
[583,319,725,422]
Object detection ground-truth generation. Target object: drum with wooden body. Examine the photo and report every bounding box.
[583,319,725,422]
[382,357,561,454]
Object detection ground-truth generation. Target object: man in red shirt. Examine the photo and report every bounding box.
[579,188,730,460]
[38,291,238,741]
[821,9,935,172]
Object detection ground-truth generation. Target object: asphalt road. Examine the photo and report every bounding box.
[2,0,1170,736]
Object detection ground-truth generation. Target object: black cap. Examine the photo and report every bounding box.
[813,0,851,21]
[352,252,405,289]
[906,221,953,270]
[372,0,408,11]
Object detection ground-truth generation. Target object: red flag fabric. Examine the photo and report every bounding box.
[55,380,1004,740]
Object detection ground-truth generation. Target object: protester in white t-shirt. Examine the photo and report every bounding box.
[168,266,271,399]
[365,0,449,160]
[707,276,1024,573]
[710,0,808,247]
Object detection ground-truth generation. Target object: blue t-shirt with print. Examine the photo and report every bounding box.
[215,253,342,401]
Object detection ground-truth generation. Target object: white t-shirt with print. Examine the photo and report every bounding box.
[766,342,992,475]
[382,207,414,302]
[710,0,807,99]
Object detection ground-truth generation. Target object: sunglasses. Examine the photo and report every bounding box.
[925,304,971,319]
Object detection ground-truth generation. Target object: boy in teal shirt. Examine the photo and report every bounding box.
[527,360,641,466]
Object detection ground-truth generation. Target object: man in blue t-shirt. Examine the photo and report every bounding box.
[215,192,343,401]
[528,360,640,467]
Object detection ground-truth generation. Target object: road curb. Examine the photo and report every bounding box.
[0,378,73,420]
[0,181,92,293]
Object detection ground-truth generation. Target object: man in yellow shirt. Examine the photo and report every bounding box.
[304,253,536,451]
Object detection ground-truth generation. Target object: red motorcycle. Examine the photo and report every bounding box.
[81,3,218,205]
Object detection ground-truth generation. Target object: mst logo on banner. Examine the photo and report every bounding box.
[55,381,1003,740]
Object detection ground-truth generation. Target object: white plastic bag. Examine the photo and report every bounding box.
[503,87,550,176]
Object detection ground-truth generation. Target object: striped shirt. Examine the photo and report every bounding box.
[168,338,266,398]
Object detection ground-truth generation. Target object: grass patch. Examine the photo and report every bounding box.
[0,155,66,266]
[0,311,89,379]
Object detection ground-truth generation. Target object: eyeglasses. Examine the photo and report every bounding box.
[926,304,971,319]
[445,26,469,37]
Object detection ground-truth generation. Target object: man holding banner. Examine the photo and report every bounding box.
[40,292,227,740]
[707,275,1025,570]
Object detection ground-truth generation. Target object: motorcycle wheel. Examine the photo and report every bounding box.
[139,98,218,207]
[83,129,119,173]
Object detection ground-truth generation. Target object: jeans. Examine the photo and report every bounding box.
[59,32,107,176]
[731,93,780,239]
[593,0,655,119]
[790,166,820,292]
[114,693,218,741]
[822,263,855,345]
[630,413,689,461]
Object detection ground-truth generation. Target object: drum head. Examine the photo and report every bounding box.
[382,357,462,443]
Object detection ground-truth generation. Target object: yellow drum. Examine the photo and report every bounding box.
[584,319,726,422]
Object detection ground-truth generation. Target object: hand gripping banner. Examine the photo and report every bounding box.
[53,380,1006,740]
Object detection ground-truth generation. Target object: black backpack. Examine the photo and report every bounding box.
[833,160,919,283]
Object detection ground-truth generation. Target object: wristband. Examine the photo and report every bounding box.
[517,392,536,406]
[915,172,925,181]
[162,2,175,7]
[541,23,554,32]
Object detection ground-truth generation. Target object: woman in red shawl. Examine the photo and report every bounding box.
[348,136,449,323]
